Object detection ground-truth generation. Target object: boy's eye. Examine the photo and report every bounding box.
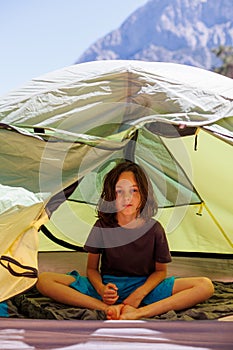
[116,188,138,196]
[116,189,122,195]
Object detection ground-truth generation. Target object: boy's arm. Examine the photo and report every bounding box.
[86,252,103,295]
[86,253,118,304]
[123,262,167,308]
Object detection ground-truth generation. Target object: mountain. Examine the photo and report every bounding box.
[76,0,233,70]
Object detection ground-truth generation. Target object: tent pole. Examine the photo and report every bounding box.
[203,202,233,249]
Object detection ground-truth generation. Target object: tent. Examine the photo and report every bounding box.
[0,60,232,301]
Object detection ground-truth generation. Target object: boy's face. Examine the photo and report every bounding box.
[115,171,141,218]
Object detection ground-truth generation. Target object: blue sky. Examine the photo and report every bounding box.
[0,0,148,96]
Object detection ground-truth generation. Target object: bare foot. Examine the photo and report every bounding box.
[119,304,141,320]
[106,304,124,320]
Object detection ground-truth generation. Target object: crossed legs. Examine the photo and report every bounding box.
[36,273,214,320]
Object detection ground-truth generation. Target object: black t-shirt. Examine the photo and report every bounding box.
[84,218,172,277]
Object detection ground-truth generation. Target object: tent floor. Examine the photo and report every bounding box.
[38,251,233,282]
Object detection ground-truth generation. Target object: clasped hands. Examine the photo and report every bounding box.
[101,282,143,308]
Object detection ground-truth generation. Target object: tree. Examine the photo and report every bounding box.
[212,46,233,79]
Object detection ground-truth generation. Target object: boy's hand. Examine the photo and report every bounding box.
[102,283,119,305]
[123,288,144,308]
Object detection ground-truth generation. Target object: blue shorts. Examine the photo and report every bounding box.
[68,270,175,305]
[0,301,8,317]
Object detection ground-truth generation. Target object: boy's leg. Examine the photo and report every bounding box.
[36,272,107,311]
[119,277,214,320]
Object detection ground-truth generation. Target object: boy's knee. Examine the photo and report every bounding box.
[200,277,214,298]
[36,272,51,293]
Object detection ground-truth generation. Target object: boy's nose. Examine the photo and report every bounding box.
[123,191,132,201]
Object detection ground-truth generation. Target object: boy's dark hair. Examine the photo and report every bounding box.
[97,161,158,225]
